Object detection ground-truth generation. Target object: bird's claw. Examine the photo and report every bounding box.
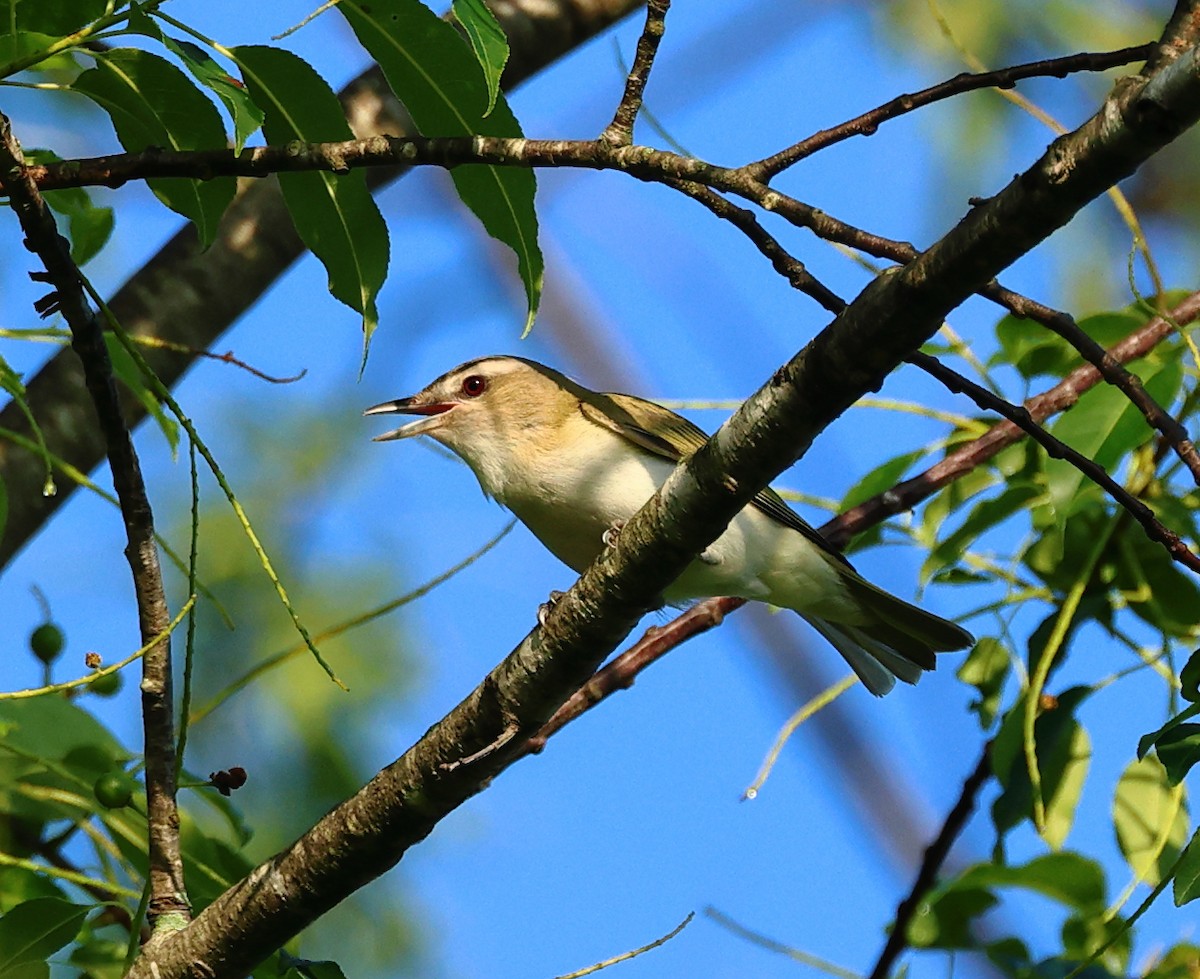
[602,520,625,549]
[537,589,566,627]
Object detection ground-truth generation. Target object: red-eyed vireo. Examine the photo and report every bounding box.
[366,356,973,695]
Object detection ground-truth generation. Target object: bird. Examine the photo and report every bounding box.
[366,355,973,695]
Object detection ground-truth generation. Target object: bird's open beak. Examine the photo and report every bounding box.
[364,397,455,441]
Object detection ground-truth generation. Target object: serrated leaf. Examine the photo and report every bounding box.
[339,0,541,336]
[452,0,509,116]
[1113,755,1188,886]
[1046,354,1182,521]
[0,898,88,973]
[125,8,263,152]
[231,45,388,359]
[72,48,235,247]
[1174,829,1200,905]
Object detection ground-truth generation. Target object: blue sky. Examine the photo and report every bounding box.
[1,1,1194,976]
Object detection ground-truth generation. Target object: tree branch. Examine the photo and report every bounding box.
[125,19,1200,975]
[0,114,189,925]
[825,289,1200,548]
[600,0,670,146]
[0,0,646,570]
[867,742,994,979]
[745,43,1157,182]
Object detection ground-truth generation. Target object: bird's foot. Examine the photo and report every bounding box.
[601,520,625,549]
[537,589,566,627]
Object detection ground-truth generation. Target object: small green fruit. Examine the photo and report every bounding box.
[94,770,136,810]
[89,671,122,697]
[30,622,64,664]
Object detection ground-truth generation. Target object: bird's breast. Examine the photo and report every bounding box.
[497,434,673,574]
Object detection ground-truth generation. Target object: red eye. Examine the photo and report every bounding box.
[462,375,487,397]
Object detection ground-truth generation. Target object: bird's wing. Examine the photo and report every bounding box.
[579,392,852,568]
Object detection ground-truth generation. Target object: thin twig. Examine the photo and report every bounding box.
[0,112,190,925]
[516,596,746,759]
[984,283,1200,486]
[825,290,1200,547]
[600,0,671,146]
[553,912,694,979]
[866,742,993,979]
[745,44,1155,181]
[909,350,1200,573]
[666,179,845,312]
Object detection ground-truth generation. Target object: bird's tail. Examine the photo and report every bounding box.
[803,568,974,697]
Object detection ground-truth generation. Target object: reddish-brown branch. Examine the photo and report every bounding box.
[825,290,1200,547]
[909,350,1200,572]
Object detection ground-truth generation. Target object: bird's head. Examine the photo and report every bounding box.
[365,356,586,484]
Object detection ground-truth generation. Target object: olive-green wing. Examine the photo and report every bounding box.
[579,391,851,568]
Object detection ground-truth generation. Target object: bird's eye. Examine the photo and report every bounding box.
[461,374,488,398]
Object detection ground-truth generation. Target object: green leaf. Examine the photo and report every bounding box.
[28,151,115,265]
[956,637,1010,728]
[1113,755,1188,886]
[125,8,264,152]
[0,867,66,914]
[907,886,997,949]
[1153,724,1200,786]
[992,311,1144,380]
[954,852,1107,913]
[338,0,542,336]
[231,45,389,358]
[992,688,1092,848]
[1138,702,1200,761]
[0,898,88,974]
[1182,649,1200,703]
[1174,829,1200,905]
[279,951,350,979]
[1061,913,1130,974]
[840,448,926,511]
[72,48,235,248]
[1045,353,1182,521]
[0,32,60,75]
[1144,943,1200,979]
[0,0,107,35]
[451,0,509,117]
[924,480,1042,582]
[1113,526,1200,637]
[43,186,114,265]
